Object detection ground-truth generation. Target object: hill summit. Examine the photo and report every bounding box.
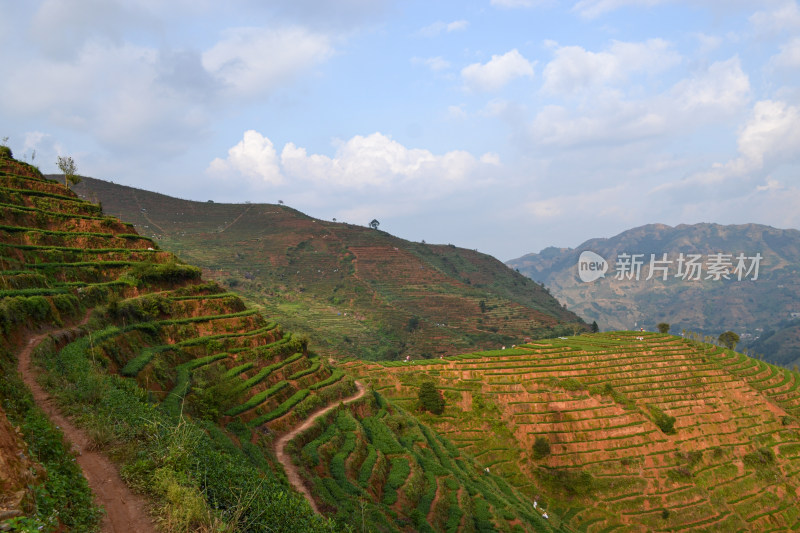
[73,175,587,361]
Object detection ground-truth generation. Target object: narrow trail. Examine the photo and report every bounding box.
[218,205,253,233]
[17,323,157,533]
[274,380,368,514]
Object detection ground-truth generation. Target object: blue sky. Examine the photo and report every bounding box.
[1,0,799,260]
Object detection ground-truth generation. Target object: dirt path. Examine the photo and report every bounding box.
[274,380,368,514]
[17,326,157,533]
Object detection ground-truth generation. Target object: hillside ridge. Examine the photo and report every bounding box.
[72,175,587,361]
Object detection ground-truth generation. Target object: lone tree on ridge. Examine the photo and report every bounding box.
[57,155,80,187]
[657,323,670,334]
[718,330,740,350]
[369,219,380,230]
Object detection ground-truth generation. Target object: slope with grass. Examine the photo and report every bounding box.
[344,332,800,532]
[3,152,567,531]
[72,176,587,361]
[0,152,340,531]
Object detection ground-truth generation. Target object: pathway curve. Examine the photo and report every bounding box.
[17,325,157,533]
[274,380,368,514]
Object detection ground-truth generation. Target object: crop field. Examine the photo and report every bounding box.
[2,153,574,531]
[344,332,800,532]
[74,175,587,362]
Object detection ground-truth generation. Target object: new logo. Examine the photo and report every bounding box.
[577,251,608,282]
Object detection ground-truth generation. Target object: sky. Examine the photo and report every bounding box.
[1,0,799,261]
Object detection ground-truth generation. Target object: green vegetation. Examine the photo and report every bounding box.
[533,436,551,459]
[76,175,588,363]
[417,381,445,415]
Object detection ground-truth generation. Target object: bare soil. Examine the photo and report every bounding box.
[17,326,157,533]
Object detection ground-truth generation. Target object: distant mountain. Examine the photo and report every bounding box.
[507,223,800,367]
[72,176,587,361]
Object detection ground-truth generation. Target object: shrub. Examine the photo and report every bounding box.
[649,406,676,435]
[417,381,445,415]
[533,436,551,459]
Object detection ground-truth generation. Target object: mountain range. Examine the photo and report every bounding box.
[507,223,800,367]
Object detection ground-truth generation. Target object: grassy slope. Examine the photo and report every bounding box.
[344,332,800,532]
[2,155,562,532]
[73,176,586,361]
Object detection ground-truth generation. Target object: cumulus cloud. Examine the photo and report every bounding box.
[462,49,534,91]
[208,131,499,197]
[656,100,800,192]
[202,26,333,98]
[530,56,749,149]
[542,39,680,95]
[207,130,284,186]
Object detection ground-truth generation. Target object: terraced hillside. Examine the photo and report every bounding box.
[344,332,800,532]
[2,152,562,531]
[73,176,586,361]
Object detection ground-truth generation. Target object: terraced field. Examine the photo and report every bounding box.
[344,332,800,532]
[73,175,587,362]
[1,152,564,531]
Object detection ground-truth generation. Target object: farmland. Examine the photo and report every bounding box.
[73,176,587,362]
[345,332,800,531]
[1,150,560,531]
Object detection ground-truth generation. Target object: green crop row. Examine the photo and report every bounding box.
[309,368,345,390]
[250,389,311,426]
[289,359,321,380]
[233,351,304,395]
[226,380,289,417]
[161,353,229,418]
[224,362,254,378]
[0,223,152,243]
[120,346,170,377]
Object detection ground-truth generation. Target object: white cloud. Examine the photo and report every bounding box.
[750,0,800,35]
[671,57,750,113]
[412,56,451,72]
[208,130,284,186]
[530,56,748,149]
[202,26,333,98]
[769,37,800,69]
[208,131,498,196]
[462,49,534,92]
[572,0,666,19]
[418,19,469,37]
[542,39,680,95]
[281,132,486,189]
[656,100,800,190]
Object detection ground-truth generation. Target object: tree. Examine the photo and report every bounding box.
[417,381,444,415]
[718,330,740,350]
[533,436,551,459]
[57,155,80,187]
[657,322,670,334]
[591,321,599,333]
[479,300,487,313]
[369,219,380,230]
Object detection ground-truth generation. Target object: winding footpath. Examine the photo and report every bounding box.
[17,325,157,533]
[274,380,368,514]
